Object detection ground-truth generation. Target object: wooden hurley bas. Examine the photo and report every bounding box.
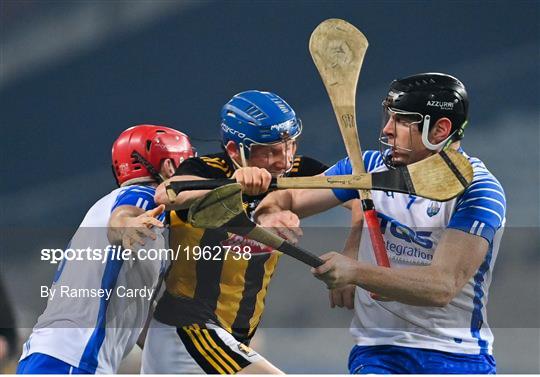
[167,149,473,202]
[187,184,324,268]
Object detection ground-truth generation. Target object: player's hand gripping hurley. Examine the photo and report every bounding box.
[310,19,391,282]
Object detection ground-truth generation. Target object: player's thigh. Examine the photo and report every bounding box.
[181,322,278,374]
[141,318,203,374]
[204,324,283,374]
[237,359,283,374]
[142,319,281,375]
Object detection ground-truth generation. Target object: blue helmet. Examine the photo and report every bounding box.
[220,90,302,161]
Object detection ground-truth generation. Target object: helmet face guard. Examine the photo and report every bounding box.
[243,128,301,177]
[379,103,422,168]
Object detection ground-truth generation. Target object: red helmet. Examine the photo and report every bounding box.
[112,124,195,186]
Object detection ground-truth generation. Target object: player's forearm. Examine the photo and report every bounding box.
[342,226,361,259]
[353,263,456,307]
[342,200,363,259]
[254,190,294,220]
[164,189,210,210]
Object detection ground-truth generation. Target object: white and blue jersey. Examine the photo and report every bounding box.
[325,149,506,358]
[18,185,167,374]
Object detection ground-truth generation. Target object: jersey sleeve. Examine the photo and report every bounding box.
[447,160,506,244]
[291,155,328,176]
[362,150,385,172]
[111,186,165,221]
[324,157,359,202]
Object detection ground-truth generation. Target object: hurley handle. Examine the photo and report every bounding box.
[278,241,324,268]
[166,178,278,197]
[246,225,324,268]
[361,199,390,268]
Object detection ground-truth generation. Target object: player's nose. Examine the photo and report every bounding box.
[382,119,395,136]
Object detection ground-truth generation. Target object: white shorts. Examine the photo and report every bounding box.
[141,318,263,374]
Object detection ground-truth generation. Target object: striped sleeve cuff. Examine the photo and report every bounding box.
[447,217,497,244]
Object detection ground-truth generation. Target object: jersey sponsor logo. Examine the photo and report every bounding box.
[377,212,433,249]
[426,100,455,110]
[220,234,273,254]
[385,239,433,264]
[426,201,441,217]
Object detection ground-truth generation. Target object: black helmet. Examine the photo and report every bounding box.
[384,73,469,146]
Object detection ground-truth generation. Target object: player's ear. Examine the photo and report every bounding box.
[160,159,177,179]
[225,141,240,160]
[430,118,452,144]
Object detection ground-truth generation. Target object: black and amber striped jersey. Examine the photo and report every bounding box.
[154,152,327,343]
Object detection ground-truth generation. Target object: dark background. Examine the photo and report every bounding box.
[1,0,538,373]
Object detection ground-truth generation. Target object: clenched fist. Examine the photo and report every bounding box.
[233,167,272,196]
[311,252,359,289]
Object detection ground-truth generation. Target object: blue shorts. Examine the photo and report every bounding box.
[348,345,496,374]
[17,353,92,374]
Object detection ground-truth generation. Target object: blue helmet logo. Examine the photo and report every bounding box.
[219,90,302,158]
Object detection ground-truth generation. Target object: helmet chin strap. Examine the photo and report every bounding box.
[228,142,249,171]
[228,142,294,177]
[421,115,457,151]
[239,143,249,168]
[131,151,164,184]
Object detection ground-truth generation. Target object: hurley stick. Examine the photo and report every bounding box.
[309,19,391,271]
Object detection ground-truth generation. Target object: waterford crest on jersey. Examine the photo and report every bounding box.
[20,185,167,373]
[325,149,506,355]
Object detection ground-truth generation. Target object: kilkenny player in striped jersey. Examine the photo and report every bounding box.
[143,91,332,374]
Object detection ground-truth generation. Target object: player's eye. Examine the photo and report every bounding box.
[395,115,417,124]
